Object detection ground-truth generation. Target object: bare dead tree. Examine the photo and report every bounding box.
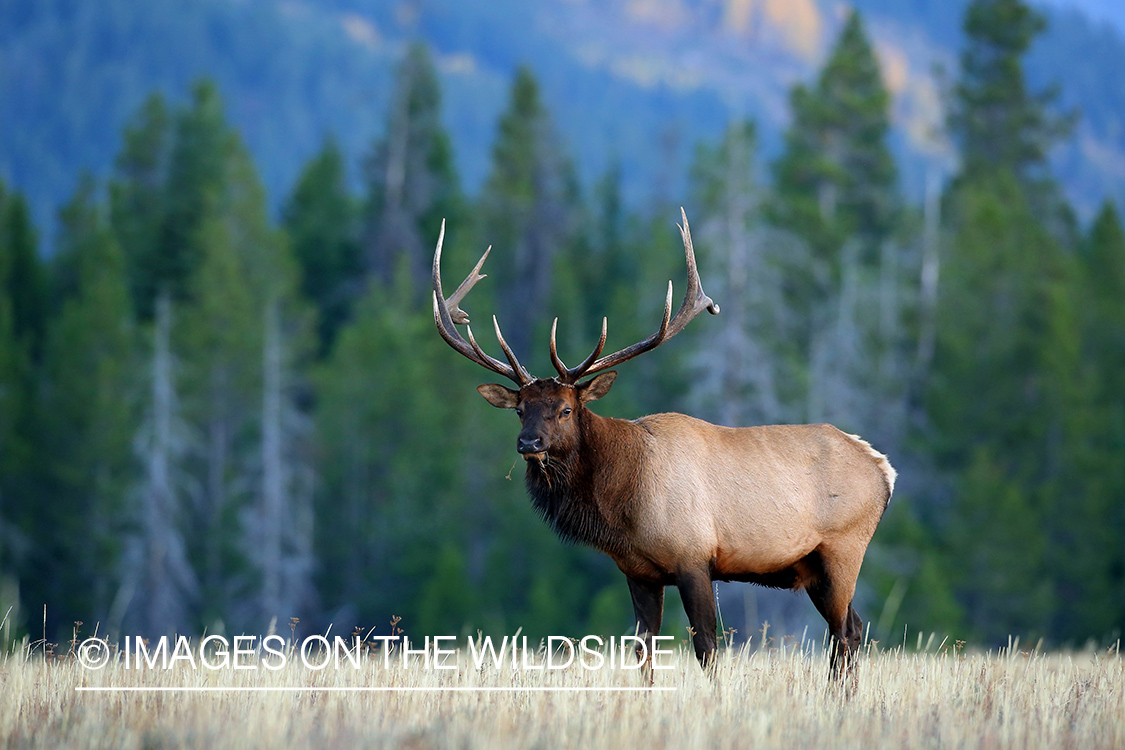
[249,297,314,628]
[116,291,198,637]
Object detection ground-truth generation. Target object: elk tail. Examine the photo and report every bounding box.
[845,433,897,502]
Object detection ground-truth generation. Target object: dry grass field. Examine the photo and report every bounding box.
[0,634,1121,749]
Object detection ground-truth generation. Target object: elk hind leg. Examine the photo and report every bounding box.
[847,603,863,653]
[806,549,863,682]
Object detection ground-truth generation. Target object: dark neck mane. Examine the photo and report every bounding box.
[524,412,645,556]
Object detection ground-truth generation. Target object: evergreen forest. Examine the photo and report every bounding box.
[1,0,1122,650]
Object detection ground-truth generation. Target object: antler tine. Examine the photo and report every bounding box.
[446,245,490,324]
[573,209,718,379]
[580,283,672,376]
[432,222,527,385]
[432,293,521,384]
[550,317,608,383]
[492,316,533,385]
[465,324,500,374]
[432,217,449,296]
[669,207,720,335]
[549,318,567,378]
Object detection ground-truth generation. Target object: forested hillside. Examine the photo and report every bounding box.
[1,0,1123,650]
[3,0,1125,244]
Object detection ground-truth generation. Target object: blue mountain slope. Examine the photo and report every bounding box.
[2,0,1122,242]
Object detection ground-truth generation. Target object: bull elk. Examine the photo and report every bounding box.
[431,210,895,679]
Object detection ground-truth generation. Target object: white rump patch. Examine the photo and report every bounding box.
[846,433,897,498]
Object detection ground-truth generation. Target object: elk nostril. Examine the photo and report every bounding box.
[517,436,544,454]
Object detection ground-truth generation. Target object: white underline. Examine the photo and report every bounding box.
[76,686,677,693]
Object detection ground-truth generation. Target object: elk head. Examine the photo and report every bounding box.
[432,209,719,465]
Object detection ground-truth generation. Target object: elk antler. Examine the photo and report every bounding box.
[549,208,719,383]
[432,220,533,386]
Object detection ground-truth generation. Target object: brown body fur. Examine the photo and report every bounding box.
[493,377,894,677]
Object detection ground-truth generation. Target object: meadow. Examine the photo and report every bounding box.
[0,632,1121,749]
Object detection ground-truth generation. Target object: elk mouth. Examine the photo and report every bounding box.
[523,451,548,466]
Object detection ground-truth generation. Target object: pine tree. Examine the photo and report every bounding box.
[0,190,47,363]
[362,43,462,291]
[925,173,1067,642]
[157,80,235,305]
[690,121,790,427]
[110,93,173,318]
[113,81,234,319]
[949,0,1074,188]
[108,81,317,633]
[36,176,137,624]
[313,273,475,632]
[769,11,903,432]
[0,183,45,614]
[112,83,242,636]
[910,0,1098,644]
[177,178,261,625]
[772,9,898,274]
[480,65,576,363]
[177,134,316,630]
[1057,202,1125,640]
[0,183,36,585]
[283,138,361,354]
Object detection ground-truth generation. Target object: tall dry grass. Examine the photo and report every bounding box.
[0,635,1121,749]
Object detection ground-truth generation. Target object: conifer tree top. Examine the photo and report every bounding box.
[949,0,1075,183]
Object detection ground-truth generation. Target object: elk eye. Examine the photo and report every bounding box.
[562,407,572,417]
[515,408,523,417]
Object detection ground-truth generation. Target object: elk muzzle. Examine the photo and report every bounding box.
[517,432,546,459]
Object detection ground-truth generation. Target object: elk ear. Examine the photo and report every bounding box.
[578,371,617,403]
[477,383,520,409]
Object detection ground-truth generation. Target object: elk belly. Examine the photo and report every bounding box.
[709,493,822,575]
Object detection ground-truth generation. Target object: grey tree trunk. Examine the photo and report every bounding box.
[259,297,284,621]
[122,290,197,637]
[716,134,780,427]
[253,296,314,626]
[915,167,943,381]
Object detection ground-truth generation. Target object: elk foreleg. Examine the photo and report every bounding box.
[627,577,664,651]
[628,576,664,680]
[676,569,718,671]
